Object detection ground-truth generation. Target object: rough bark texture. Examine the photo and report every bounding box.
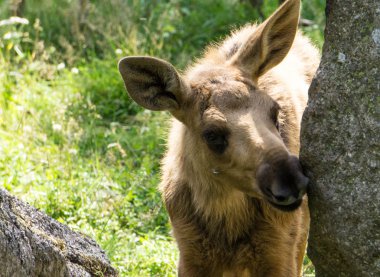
[300,0,380,276]
[0,189,117,277]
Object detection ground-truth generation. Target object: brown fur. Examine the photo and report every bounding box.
[119,0,320,276]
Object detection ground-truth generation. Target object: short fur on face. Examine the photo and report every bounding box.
[119,0,320,275]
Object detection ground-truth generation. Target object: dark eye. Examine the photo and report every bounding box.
[270,103,280,131]
[275,120,279,131]
[202,129,229,154]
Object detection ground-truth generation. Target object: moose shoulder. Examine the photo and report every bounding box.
[119,0,319,276]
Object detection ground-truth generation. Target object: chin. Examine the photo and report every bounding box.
[269,199,303,212]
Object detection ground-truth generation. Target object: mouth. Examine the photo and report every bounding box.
[268,198,303,212]
[261,185,306,212]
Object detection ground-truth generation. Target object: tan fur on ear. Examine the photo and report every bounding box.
[231,0,300,79]
[118,56,188,116]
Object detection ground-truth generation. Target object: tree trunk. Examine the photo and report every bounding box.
[0,189,117,276]
[300,0,379,276]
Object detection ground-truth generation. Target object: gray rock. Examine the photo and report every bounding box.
[300,0,380,276]
[0,189,117,277]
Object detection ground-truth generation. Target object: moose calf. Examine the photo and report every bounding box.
[119,0,320,275]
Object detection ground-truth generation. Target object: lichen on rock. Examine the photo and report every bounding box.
[0,189,118,277]
[300,0,380,276]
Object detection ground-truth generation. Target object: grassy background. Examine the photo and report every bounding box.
[0,0,324,276]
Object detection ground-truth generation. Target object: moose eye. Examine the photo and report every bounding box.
[270,103,280,131]
[202,129,229,154]
[275,120,280,131]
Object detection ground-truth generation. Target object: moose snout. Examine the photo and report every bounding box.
[256,155,309,211]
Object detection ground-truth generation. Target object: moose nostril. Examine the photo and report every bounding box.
[274,194,289,202]
[267,186,294,204]
[272,191,294,203]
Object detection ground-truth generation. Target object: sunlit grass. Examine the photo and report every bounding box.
[0,59,175,275]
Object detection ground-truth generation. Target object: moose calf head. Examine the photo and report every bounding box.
[119,0,308,211]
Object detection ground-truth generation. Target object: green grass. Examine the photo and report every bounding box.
[0,57,175,275]
[0,0,324,276]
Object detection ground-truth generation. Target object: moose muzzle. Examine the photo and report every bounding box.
[256,155,309,211]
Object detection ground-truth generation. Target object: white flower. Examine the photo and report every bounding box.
[0,17,29,27]
[69,149,78,155]
[57,62,65,70]
[115,48,123,55]
[71,67,79,74]
[52,123,62,131]
[3,31,23,40]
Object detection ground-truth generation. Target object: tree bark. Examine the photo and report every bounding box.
[300,0,380,276]
[0,189,117,276]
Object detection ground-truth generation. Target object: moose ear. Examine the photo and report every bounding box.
[118,56,188,114]
[231,0,300,79]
